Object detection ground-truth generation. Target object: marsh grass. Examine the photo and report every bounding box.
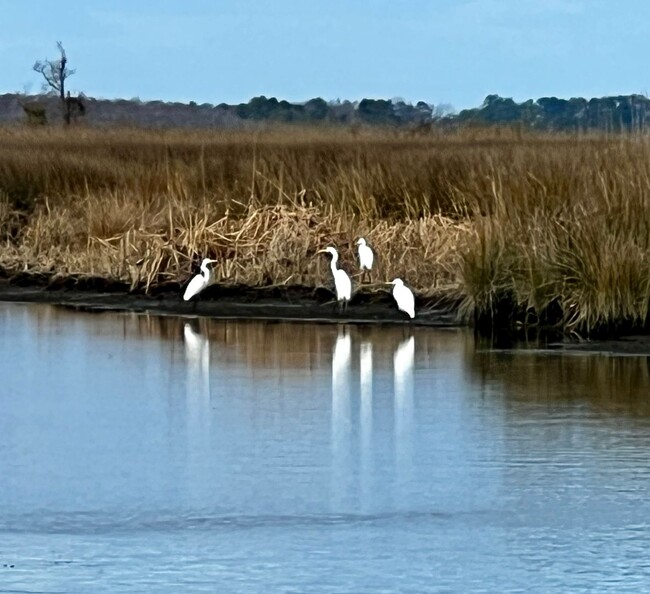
[2,125,650,334]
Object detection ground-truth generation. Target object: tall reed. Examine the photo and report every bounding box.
[1,125,650,334]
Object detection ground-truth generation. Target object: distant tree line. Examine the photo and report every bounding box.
[456,94,650,133]
[203,93,650,131]
[10,91,650,131]
[226,96,437,125]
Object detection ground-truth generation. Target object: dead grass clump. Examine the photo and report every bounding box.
[456,147,650,333]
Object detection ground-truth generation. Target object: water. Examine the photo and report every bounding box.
[1,303,650,592]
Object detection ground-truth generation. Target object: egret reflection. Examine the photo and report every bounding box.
[331,325,352,509]
[359,340,373,507]
[183,321,211,503]
[184,322,210,394]
[394,334,415,492]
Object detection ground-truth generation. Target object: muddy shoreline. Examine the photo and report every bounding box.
[0,277,460,326]
[2,276,650,354]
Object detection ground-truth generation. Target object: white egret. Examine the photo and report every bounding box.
[183,258,219,301]
[318,247,352,311]
[389,278,415,319]
[356,237,374,281]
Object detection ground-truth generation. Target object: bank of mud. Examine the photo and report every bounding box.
[0,275,460,327]
[4,273,650,354]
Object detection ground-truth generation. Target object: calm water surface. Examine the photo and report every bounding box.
[1,303,650,592]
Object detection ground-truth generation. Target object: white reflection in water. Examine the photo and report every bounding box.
[184,322,210,400]
[394,335,415,493]
[183,322,211,505]
[359,340,373,508]
[331,326,352,509]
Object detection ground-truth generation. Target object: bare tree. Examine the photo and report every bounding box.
[33,41,77,125]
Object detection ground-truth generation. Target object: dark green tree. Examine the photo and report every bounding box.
[304,98,328,121]
[358,99,397,124]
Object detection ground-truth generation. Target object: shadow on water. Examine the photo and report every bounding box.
[0,509,455,535]
[465,345,650,419]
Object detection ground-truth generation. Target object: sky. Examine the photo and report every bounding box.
[2,0,649,111]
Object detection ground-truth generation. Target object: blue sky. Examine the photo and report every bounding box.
[2,0,649,110]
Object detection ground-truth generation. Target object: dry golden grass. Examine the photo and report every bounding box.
[1,125,650,334]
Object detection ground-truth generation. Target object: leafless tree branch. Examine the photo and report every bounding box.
[32,42,78,124]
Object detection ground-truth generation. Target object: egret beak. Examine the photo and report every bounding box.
[316,249,328,254]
